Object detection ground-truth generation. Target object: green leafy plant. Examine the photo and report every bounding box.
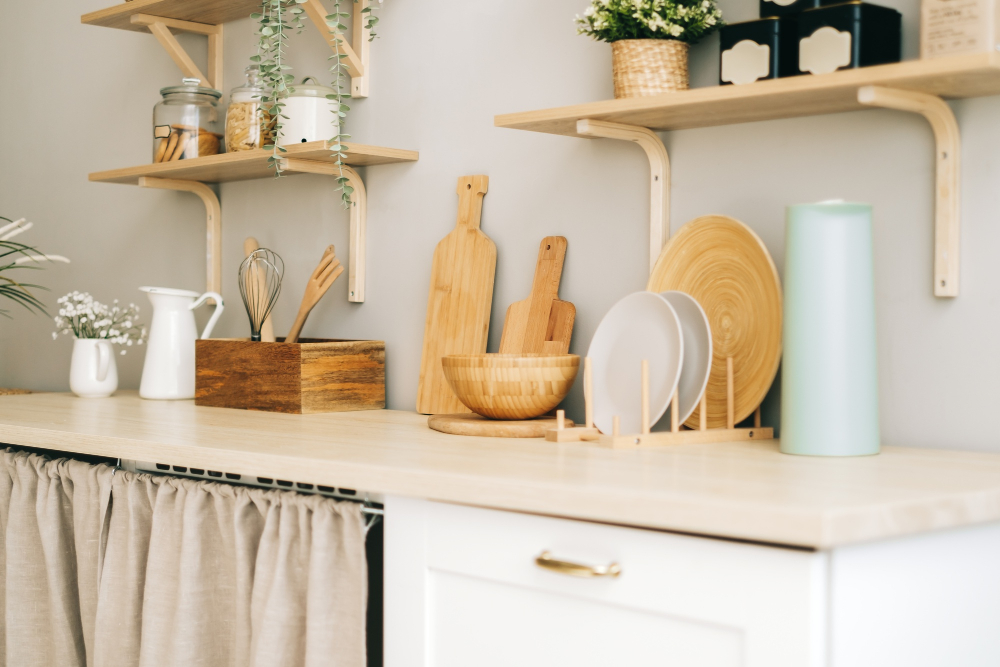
[576,0,723,44]
[0,216,70,318]
[251,0,384,209]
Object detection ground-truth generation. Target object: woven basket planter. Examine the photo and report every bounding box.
[612,39,690,98]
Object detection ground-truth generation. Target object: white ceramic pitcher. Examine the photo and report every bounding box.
[139,286,224,400]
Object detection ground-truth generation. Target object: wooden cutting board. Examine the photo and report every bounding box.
[416,175,496,415]
[499,236,575,355]
[428,413,575,438]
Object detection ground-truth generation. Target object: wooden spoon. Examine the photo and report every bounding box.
[244,237,276,342]
[285,245,344,344]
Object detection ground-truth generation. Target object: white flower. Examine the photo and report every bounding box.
[670,24,683,36]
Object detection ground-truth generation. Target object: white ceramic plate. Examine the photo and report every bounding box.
[655,291,713,428]
[587,291,683,435]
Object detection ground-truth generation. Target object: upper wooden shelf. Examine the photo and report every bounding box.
[82,0,259,31]
[89,141,419,185]
[495,53,1000,136]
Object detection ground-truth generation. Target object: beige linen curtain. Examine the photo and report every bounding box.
[1,450,368,667]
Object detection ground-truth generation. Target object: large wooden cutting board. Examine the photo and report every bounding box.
[499,236,575,355]
[416,176,496,414]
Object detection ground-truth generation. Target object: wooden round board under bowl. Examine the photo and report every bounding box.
[647,215,782,430]
[442,353,580,420]
[428,413,575,438]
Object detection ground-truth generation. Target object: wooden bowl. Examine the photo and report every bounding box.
[441,354,580,420]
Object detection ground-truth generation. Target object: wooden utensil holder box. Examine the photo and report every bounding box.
[195,338,385,414]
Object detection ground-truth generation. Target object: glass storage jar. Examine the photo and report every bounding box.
[225,65,273,153]
[152,77,223,163]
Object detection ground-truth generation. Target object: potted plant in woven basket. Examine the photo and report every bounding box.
[577,0,724,98]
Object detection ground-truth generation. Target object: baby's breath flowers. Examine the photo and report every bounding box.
[576,0,723,44]
[53,292,147,355]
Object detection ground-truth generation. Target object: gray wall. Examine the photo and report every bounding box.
[1,0,996,451]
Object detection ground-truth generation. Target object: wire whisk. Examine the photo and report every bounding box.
[238,248,284,342]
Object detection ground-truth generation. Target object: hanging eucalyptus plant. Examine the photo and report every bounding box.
[251,0,382,209]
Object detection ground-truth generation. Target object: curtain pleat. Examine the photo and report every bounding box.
[0,450,114,667]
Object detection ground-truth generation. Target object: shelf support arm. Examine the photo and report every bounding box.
[576,119,670,274]
[302,0,370,98]
[858,85,960,297]
[138,177,222,300]
[280,158,368,303]
[131,14,223,90]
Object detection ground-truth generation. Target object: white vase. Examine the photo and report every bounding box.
[70,338,118,398]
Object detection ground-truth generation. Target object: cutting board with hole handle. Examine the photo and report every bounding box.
[499,236,575,355]
[416,175,496,415]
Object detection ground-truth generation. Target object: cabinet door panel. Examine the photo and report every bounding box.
[429,571,743,667]
[385,497,827,667]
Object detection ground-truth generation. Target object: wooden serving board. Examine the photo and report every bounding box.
[499,236,575,355]
[428,413,574,438]
[416,176,496,414]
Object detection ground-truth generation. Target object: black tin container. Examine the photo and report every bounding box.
[720,17,800,84]
[761,0,822,19]
[797,1,901,74]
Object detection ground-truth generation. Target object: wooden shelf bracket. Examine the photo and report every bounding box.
[302,0,371,98]
[281,158,368,302]
[138,176,222,299]
[131,14,223,91]
[576,119,670,274]
[858,85,961,297]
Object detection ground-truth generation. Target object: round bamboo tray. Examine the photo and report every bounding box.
[647,215,782,429]
[612,39,689,98]
[441,354,580,420]
[428,413,575,438]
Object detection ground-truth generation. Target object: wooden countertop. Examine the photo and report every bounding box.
[1,392,999,549]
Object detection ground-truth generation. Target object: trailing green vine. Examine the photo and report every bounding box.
[250,0,384,209]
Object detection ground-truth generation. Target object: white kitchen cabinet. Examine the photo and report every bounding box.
[385,497,828,667]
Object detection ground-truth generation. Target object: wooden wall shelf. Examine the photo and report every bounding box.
[82,0,259,31]
[91,141,418,303]
[495,53,1000,297]
[89,141,419,185]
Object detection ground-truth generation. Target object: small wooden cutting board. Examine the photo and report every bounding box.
[499,236,575,355]
[416,176,496,415]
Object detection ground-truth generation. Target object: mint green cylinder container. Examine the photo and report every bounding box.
[781,201,880,456]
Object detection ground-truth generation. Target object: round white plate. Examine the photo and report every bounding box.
[656,291,713,428]
[587,291,683,435]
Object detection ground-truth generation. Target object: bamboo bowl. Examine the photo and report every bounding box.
[441,354,580,420]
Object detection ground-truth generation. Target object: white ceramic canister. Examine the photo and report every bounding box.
[278,77,339,146]
[139,287,224,400]
[70,338,119,398]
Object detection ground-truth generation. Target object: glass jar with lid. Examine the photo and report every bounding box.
[152,77,223,163]
[225,65,273,153]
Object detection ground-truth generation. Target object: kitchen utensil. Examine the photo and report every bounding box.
[782,201,880,456]
[196,338,385,413]
[499,236,576,355]
[655,291,713,428]
[648,215,782,430]
[428,413,576,438]
[278,77,339,146]
[139,286,224,400]
[238,248,283,342]
[286,245,343,344]
[416,175,496,415]
[587,291,683,436]
[152,77,222,162]
[440,353,580,420]
[243,237,276,342]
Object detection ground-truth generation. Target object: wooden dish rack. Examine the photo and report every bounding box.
[547,357,772,449]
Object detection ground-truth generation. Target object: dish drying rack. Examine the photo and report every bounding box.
[547,356,773,448]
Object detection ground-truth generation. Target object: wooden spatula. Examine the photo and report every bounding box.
[499,236,575,355]
[244,237,276,342]
[286,245,343,344]
[416,175,496,414]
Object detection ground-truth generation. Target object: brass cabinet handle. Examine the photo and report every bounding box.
[534,550,621,578]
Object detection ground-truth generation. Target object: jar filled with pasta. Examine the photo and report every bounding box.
[152,78,223,163]
[225,66,272,152]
